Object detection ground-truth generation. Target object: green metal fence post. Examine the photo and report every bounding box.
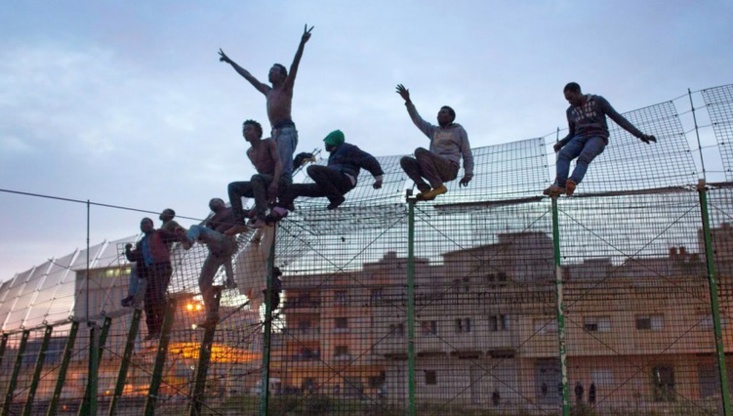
[78,317,112,416]
[407,198,416,416]
[46,321,79,416]
[22,326,53,416]
[0,334,8,372]
[189,309,217,416]
[1,330,30,416]
[108,308,143,416]
[144,299,178,416]
[698,180,732,415]
[551,198,570,416]
[259,225,277,416]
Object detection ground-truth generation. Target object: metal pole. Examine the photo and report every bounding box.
[108,309,143,416]
[551,198,570,416]
[78,317,111,416]
[259,226,277,416]
[46,321,79,416]
[86,199,99,416]
[22,326,53,416]
[1,330,30,416]
[407,198,416,416]
[688,88,707,182]
[144,299,177,416]
[698,179,732,415]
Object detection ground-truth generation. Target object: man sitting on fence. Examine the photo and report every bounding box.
[543,82,657,198]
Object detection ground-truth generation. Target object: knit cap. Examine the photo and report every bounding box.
[323,130,345,147]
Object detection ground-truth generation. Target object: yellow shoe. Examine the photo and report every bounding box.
[417,185,447,201]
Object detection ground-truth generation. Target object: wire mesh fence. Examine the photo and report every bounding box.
[1,85,733,415]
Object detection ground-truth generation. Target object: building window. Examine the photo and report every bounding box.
[425,370,437,385]
[651,366,675,402]
[420,320,438,336]
[583,316,611,332]
[335,317,349,332]
[636,314,663,330]
[534,318,557,335]
[455,318,471,333]
[334,345,349,359]
[389,323,405,337]
[485,272,508,288]
[334,290,348,306]
[489,314,509,331]
[369,288,383,306]
[700,314,726,329]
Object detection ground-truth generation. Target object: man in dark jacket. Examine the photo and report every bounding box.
[276,130,383,211]
[125,217,181,340]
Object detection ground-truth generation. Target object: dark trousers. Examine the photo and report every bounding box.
[281,165,354,205]
[141,262,172,335]
[228,174,291,222]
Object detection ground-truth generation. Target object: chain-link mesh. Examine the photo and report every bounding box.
[2,85,733,415]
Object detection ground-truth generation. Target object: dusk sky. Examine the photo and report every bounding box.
[1,1,732,281]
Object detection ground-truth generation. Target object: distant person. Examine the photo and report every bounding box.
[275,130,383,212]
[588,382,596,405]
[125,217,182,340]
[543,82,657,197]
[492,389,500,407]
[218,24,314,186]
[179,198,238,328]
[395,84,473,200]
[574,381,584,404]
[226,119,286,233]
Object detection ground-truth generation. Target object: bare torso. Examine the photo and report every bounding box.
[266,87,293,127]
[247,138,278,175]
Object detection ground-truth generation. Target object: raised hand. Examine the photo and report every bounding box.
[302,24,314,43]
[640,134,657,144]
[396,84,410,102]
[218,48,231,63]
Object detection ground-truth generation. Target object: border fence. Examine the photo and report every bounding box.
[1,84,733,415]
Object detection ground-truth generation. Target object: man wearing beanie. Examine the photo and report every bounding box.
[276,129,384,211]
[396,84,474,200]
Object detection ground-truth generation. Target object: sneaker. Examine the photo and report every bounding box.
[247,218,266,229]
[565,179,577,196]
[543,184,565,198]
[417,185,447,201]
[224,224,249,236]
[416,184,431,194]
[121,296,133,307]
[327,195,346,210]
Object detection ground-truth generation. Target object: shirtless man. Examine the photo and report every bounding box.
[226,119,285,234]
[218,24,313,183]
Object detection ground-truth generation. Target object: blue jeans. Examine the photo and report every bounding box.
[272,126,298,178]
[555,136,606,187]
[128,262,139,297]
